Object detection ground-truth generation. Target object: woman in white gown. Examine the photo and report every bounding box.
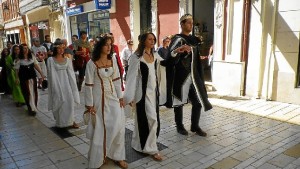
[123,32,163,161]
[47,42,80,128]
[84,35,127,169]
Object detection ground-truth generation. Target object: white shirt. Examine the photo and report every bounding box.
[31,45,47,61]
[121,47,133,67]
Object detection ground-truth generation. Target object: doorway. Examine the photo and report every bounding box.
[193,0,214,82]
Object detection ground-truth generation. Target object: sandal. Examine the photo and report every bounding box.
[151,153,163,161]
[72,122,79,129]
[114,160,128,169]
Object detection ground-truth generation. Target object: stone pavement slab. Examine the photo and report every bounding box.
[0,91,300,169]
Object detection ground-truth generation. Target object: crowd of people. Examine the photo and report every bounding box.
[0,14,212,169]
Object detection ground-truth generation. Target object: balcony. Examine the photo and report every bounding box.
[19,0,50,14]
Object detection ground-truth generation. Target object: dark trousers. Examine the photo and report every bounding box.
[174,85,202,129]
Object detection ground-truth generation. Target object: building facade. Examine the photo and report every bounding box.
[212,0,300,104]
[2,0,25,45]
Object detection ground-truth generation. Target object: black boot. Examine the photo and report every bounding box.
[174,106,188,135]
[190,105,207,137]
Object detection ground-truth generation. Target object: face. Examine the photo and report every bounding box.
[145,34,156,49]
[56,46,64,55]
[163,38,170,47]
[7,42,12,49]
[23,46,29,55]
[45,36,51,42]
[3,49,9,55]
[101,39,112,56]
[14,46,20,55]
[71,36,78,42]
[34,40,40,46]
[181,18,193,33]
[81,33,87,40]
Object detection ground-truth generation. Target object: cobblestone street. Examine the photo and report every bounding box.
[0,91,300,169]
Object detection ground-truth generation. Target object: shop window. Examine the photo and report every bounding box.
[140,0,152,33]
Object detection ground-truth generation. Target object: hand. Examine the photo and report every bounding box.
[129,101,135,107]
[15,79,20,85]
[176,45,191,53]
[119,98,125,108]
[86,106,96,115]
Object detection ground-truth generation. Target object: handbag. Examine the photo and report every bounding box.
[83,110,96,139]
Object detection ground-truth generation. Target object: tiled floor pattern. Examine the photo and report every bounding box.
[0,91,300,169]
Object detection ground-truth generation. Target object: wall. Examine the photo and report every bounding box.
[157,0,179,46]
[110,0,130,52]
[273,0,300,104]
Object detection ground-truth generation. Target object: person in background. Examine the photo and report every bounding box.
[88,38,95,50]
[109,32,124,90]
[0,48,11,94]
[73,31,92,91]
[31,38,48,90]
[61,39,74,59]
[165,14,212,136]
[42,35,54,63]
[6,45,25,107]
[157,36,171,60]
[7,41,13,54]
[68,35,78,50]
[47,41,80,128]
[123,33,164,161]
[15,44,45,116]
[84,35,127,169]
[121,39,134,81]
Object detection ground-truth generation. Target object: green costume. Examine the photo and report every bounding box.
[6,55,25,103]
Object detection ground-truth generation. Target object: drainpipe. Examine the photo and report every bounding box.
[222,0,228,60]
[266,0,278,100]
[240,0,251,96]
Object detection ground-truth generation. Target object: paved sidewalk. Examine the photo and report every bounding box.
[0,91,300,169]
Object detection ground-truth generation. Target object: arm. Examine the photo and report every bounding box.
[169,37,191,57]
[123,54,140,105]
[84,61,96,112]
[33,57,45,78]
[112,57,124,107]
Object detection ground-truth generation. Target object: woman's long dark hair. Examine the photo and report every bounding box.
[1,48,9,59]
[11,45,20,61]
[135,32,156,57]
[52,39,63,57]
[92,35,113,62]
[19,44,33,60]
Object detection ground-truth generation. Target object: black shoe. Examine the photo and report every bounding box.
[28,111,36,116]
[176,125,188,135]
[191,127,207,137]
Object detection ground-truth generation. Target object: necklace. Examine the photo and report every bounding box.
[100,59,109,72]
[145,52,153,61]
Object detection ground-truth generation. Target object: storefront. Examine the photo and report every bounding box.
[66,1,110,40]
[4,19,26,45]
[29,21,50,42]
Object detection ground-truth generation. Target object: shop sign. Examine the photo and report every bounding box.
[94,0,111,10]
[66,5,84,16]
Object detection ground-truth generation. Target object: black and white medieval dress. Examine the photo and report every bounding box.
[124,52,164,155]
